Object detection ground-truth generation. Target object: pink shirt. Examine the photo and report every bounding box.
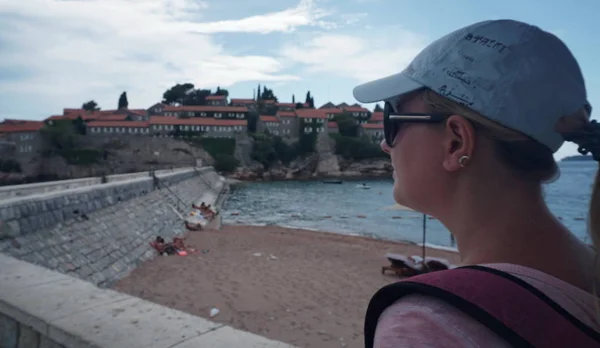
[374,263,600,347]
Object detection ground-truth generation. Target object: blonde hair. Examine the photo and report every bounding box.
[422,89,600,316]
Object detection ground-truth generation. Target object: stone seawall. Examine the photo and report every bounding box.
[0,167,194,200]
[0,168,203,239]
[0,167,224,287]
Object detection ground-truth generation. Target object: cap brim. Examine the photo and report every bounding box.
[352,72,424,103]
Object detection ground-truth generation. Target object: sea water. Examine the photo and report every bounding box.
[222,161,596,249]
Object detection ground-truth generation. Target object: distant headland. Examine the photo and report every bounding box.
[561,155,594,162]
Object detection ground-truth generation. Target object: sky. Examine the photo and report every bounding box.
[0,0,599,159]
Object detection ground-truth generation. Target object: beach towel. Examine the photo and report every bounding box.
[364,265,600,348]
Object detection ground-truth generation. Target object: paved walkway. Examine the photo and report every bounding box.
[0,253,296,347]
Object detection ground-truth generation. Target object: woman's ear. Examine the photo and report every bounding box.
[442,115,476,171]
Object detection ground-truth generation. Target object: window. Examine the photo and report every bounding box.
[214,113,222,118]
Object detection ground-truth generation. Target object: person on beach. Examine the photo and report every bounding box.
[353,20,600,347]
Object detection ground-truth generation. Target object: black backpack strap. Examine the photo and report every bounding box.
[364,266,600,348]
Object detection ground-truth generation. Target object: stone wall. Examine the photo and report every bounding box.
[37,136,214,179]
[0,253,295,348]
[0,167,224,287]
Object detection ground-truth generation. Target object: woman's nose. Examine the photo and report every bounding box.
[380,139,391,154]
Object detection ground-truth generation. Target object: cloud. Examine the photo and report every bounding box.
[0,0,335,118]
[278,26,428,83]
[183,0,337,34]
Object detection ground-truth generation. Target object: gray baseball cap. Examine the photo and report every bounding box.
[353,19,591,152]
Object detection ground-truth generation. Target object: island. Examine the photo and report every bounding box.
[562,154,594,162]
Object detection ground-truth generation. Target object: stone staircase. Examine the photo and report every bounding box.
[234,132,254,167]
[314,131,341,176]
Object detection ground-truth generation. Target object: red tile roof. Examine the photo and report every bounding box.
[344,106,370,113]
[328,122,338,128]
[163,105,248,112]
[371,112,383,122]
[278,111,296,118]
[2,119,41,124]
[260,115,279,122]
[93,114,130,121]
[320,108,343,115]
[64,109,120,116]
[362,123,383,129]
[63,108,81,114]
[87,121,149,128]
[46,113,98,121]
[276,103,296,108]
[296,109,328,119]
[0,120,45,133]
[230,99,255,104]
[206,95,226,100]
[128,109,147,116]
[149,116,247,127]
[262,99,276,104]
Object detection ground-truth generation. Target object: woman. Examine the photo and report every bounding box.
[353,20,600,347]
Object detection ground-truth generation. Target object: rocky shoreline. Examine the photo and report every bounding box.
[229,155,392,181]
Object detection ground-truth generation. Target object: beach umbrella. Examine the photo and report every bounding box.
[383,204,427,261]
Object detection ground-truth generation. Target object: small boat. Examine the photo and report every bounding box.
[355,183,371,189]
[322,180,343,184]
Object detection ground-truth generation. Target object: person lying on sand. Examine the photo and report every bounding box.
[356,19,600,348]
[150,236,188,256]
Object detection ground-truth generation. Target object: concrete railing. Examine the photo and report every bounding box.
[0,167,194,200]
[0,253,295,348]
[0,167,208,239]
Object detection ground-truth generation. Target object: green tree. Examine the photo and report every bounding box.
[214,154,239,173]
[292,94,295,104]
[305,91,315,108]
[247,111,259,133]
[296,119,317,154]
[184,89,211,105]
[41,119,77,152]
[333,112,359,137]
[259,85,277,101]
[374,104,383,112]
[82,100,100,111]
[332,135,387,161]
[256,84,261,100]
[251,133,297,168]
[214,86,229,96]
[251,133,277,168]
[162,83,195,105]
[72,116,87,135]
[118,92,128,109]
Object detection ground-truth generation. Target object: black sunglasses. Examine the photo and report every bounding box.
[383,101,452,147]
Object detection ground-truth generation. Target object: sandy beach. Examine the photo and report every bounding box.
[113,225,461,348]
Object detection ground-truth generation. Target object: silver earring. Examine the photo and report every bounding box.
[458,155,470,168]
